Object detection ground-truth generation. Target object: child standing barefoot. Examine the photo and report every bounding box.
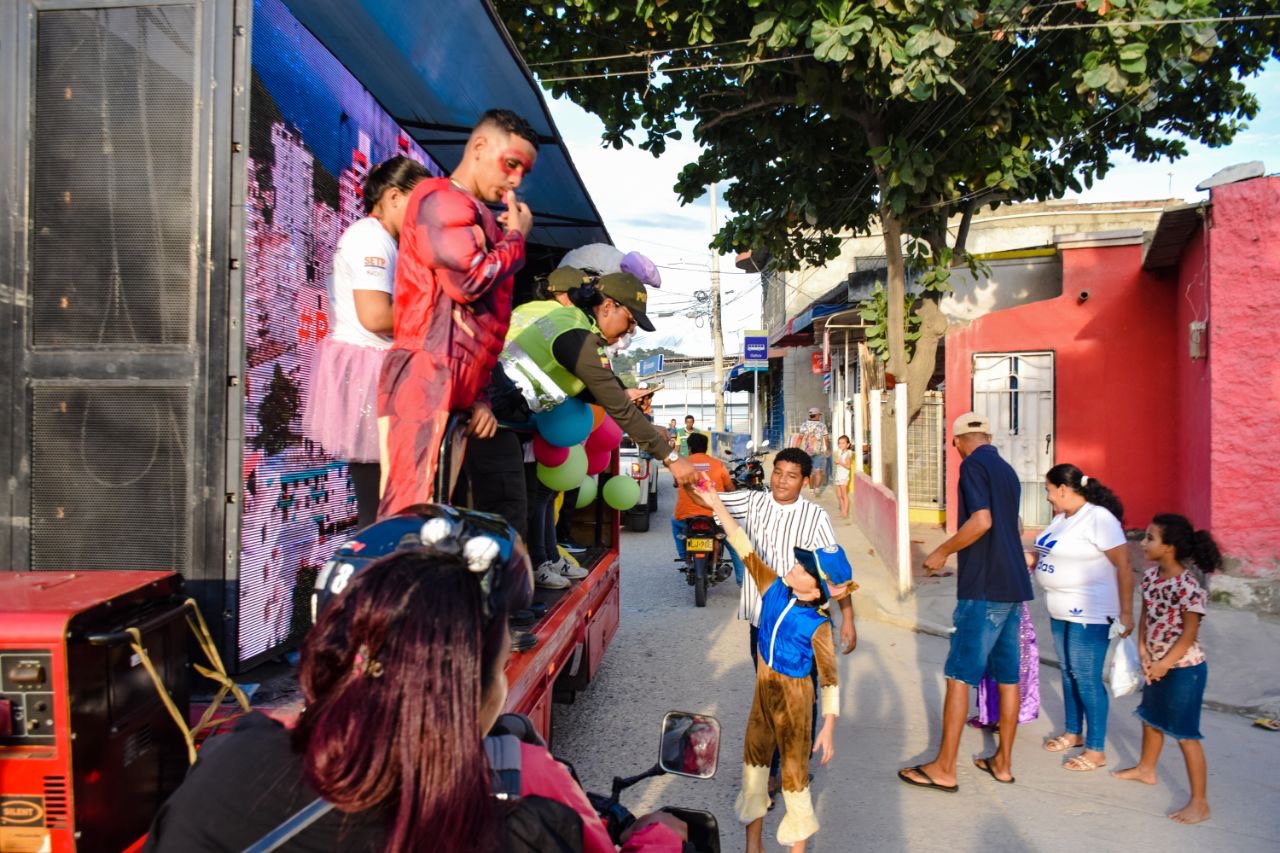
[1112,513,1220,825]
[833,436,852,520]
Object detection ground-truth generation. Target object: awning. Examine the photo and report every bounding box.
[1142,202,1208,271]
[280,0,610,251]
[724,363,768,393]
[770,302,848,347]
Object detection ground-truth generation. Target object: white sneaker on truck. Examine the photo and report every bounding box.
[535,560,571,589]
[556,556,589,580]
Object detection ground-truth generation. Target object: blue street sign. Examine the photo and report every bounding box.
[743,329,769,368]
[637,354,664,377]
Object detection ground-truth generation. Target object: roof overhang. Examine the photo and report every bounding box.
[1142,202,1209,271]
[280,0,609,251]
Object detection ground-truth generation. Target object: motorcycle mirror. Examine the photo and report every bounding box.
[658,711,720,779]
[746,440,755,450]
[761,439,771,448]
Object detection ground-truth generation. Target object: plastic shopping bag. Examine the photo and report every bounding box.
[1108,635,1143,698]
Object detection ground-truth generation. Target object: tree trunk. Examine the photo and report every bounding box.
[904,298,949,423]
[881,210,908,382]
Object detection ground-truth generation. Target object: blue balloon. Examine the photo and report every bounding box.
[536,399,594,448]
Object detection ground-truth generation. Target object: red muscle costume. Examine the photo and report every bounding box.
[378,177,524,517]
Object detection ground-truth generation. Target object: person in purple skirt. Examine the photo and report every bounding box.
[970,603,1040,727]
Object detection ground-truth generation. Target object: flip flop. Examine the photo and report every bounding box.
[1253,718,1280,731]
[974,756,1015,784]
[898,765,959,793]
[1063,755,1106,772]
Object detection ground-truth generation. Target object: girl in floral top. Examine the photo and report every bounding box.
[1112,514,1222,825]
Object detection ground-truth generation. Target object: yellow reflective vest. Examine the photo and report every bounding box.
[501,301,600,412]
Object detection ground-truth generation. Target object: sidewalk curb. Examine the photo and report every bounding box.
[856,586,1273,719]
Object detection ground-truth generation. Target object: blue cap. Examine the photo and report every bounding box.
[793,544,854,597]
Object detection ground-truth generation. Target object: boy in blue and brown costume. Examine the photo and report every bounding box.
[688,483,855,852]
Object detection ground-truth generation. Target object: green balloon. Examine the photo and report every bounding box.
[537,444,588,492]
[575,475,598,508]
[602,474,641,511]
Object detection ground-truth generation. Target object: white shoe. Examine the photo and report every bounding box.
[535,560,571,589]
[557,557,589,580]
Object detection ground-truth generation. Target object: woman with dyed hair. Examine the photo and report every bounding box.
[144,507,683,852]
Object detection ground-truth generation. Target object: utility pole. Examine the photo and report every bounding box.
[710,182,726,432]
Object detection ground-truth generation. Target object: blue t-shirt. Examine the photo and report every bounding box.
[956,444,1033,603]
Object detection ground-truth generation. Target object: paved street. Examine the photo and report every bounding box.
[552,472,1280,852]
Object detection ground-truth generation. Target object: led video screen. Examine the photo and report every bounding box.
[239,0,443,663]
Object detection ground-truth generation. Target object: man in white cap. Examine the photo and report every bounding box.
[899,412,1033,793]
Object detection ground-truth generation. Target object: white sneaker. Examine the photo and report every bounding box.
[556,557,589,580]
[535,560,571,589]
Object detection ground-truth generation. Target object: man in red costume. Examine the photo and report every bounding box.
[378,109,539,517]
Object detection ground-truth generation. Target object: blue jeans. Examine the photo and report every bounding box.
[944,599,1022,687]
[1050,618,1111,752]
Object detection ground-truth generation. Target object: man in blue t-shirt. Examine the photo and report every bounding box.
[899,412,1033,793]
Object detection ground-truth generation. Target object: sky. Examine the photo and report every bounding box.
[545,59,1278,357]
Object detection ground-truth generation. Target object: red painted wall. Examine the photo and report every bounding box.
[1172,220,1212,528]
[1205,178,1280,576]
[945,243,1178,532]
[853,472,899,572]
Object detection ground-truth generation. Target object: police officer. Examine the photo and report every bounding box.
[468,268,696,588]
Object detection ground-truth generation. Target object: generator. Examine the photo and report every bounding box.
[0,572,189,853]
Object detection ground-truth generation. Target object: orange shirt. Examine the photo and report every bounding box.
[674,453,733,520]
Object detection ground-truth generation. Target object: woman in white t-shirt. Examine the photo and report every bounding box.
[303,156,429,527]
[1033,463,1135,773]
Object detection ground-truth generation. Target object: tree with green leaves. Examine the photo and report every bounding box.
[498,0,1276,427]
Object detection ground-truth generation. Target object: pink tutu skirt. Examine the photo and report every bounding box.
[303,337,387,463]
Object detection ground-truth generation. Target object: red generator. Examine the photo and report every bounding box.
[0,572,190,853]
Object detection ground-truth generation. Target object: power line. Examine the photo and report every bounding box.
[994,13,1279,32]
[526,38,753,67]
[539,52,811,84]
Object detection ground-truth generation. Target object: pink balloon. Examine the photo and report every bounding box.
[532,434,570,467]
[585,447,612,476]
[585,415,623,452]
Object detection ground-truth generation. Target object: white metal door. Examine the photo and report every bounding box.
[972,352,1055,526]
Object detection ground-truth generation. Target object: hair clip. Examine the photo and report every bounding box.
[355,644,384,679]
[463,535,500,574]
[1081,475,1090,486]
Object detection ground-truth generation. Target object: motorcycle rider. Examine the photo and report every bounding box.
[672,432,745,584]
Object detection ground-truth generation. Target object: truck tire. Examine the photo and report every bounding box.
[648,482,658,512]
[693,556,708,607]
[627,507,650,532]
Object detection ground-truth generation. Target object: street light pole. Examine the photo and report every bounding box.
[710,182,726,432]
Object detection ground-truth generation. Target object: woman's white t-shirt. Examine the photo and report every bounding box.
[327,217,396,349]
[1033,503,1127,624]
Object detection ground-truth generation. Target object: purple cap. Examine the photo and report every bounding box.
[620,251,661,288]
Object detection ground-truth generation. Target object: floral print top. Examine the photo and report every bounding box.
[1141,566,1207,668]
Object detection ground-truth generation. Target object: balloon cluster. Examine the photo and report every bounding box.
[531,399,637,511]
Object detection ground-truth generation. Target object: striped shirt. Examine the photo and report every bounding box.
[720,490,836,625]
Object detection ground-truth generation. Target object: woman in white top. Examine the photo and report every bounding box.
[1033,463,1134,772]
[303,156,429,527]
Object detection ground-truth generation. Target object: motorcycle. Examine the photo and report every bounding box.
[677,515,735,608]
[587,711,723,853]
[724,439,770,491]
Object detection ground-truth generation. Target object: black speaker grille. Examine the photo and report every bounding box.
[31,386,191,571]
[32,7,197,348]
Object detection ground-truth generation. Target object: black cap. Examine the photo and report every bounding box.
[596,272,655,332]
